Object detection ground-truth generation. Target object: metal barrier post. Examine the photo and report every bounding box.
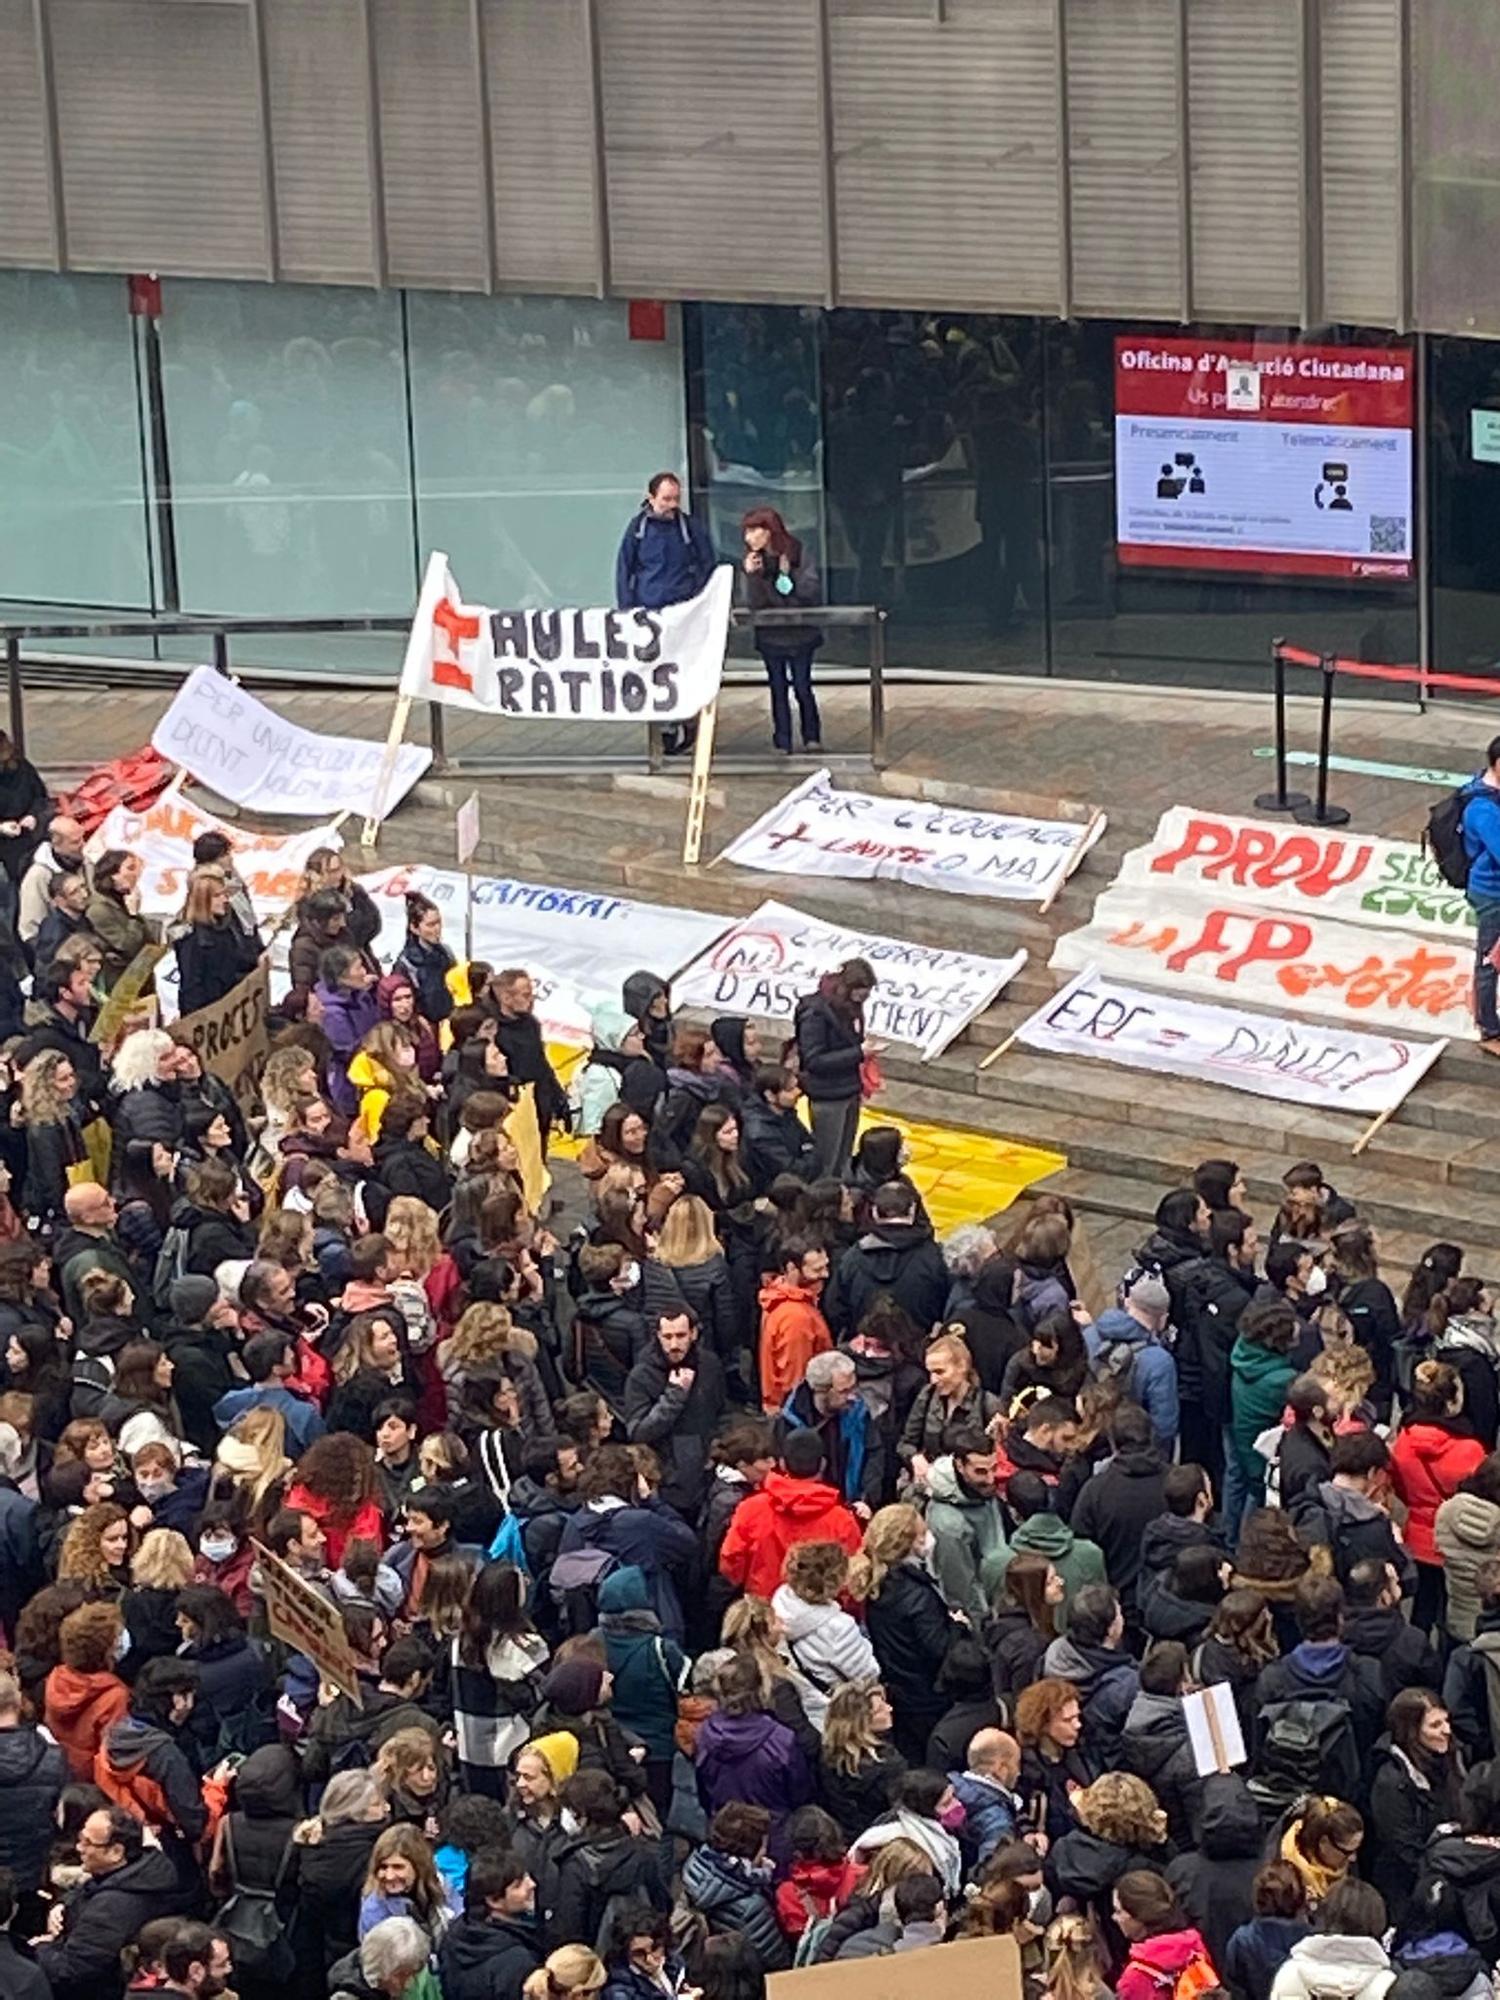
[1294,653,1351,827]
[1254,635,1308,813]
[427,701,447,774]
[870,610,887,769]
[212,631,230,678]
[6,637,22,759]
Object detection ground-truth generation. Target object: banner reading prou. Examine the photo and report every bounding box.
[400,552,733,722]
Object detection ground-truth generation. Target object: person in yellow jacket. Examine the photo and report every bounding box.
[347,1021,429,1140]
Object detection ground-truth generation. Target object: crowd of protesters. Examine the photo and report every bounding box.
[1,756,1500,2000]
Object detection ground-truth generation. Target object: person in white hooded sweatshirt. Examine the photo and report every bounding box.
[770,1539,877,1732]
[1271,1879,1395,2000]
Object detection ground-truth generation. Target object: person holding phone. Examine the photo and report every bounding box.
[740,507,824,756]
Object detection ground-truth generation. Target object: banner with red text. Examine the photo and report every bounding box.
[1115,336,1414,581]
[1020,964,1445,1116]
[91,782,342,927]
[1118,806,1471,942]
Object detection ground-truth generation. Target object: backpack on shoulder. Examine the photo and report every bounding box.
[1136,1945,1221,2000]
[549,1544,620,1637]
[1425,788,1474,891]
[152,1222,192,1314]
[212,1819,296,1984]
[1249,1695,1359,1816]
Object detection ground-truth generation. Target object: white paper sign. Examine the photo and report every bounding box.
[359,863,733,1047]
[400,551,732,723]
[1184,1684,1247,1776]
[671,897,1026,1062]
[1020,964,1445,1116]
[1120,805,1473,942]
[722,769,1105,903]
[152,667,431,820]
[456,793,481,867]
[91,783,342,926]
[1052,880,1476,1040]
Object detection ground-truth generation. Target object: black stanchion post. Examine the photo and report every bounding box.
[1294,653,1351,827]
[6,636,22,761]
[1255,635,1309,813]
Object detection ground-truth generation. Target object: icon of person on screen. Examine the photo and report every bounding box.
[1330,483,1353,512]
[1189,468,1207,495]
[1157,464,1183,499]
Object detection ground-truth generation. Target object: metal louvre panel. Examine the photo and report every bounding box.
[1064,0,1182,318]
[1410,0,1498,337]
[483,0,599,294]
[0,0,56,267]
[263,0,378,285]
[597,0,826,304]
[830,0,1062,312]
[48,0,269,276]
[1186,0,1302,321]
[372,0,488,291]
[1320,0,1402,327]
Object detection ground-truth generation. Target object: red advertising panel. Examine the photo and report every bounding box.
[1114,336,1415,582]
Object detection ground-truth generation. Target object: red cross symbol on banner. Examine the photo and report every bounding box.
[432,597,480,691]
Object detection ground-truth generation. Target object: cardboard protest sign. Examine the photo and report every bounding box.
[153,668,430,819]
[400,552,732,722]
[767,1933,1022,2000]
[1185,1684,1246,1775]
[1018,965,1446,1116]
[672,897,1026,1060]
[724,768,1105,902]
[253,1541,363,1707]
[90,942,170,1047]
[171,965,270,1111]
[1121,806,1472,941]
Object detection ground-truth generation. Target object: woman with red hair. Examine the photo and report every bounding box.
[741,507,823,755]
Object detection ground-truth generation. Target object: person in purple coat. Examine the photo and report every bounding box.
[693,1653,813,1862]
[314,944,381,1118]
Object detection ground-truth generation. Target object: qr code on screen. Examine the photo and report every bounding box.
[1369,515,1407,554]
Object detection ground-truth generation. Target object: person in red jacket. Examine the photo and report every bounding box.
[718,1427,861,1599]
[1390,1358,1487,1636]
[283,1431,386,1568]
[759,1241,832,1414]
[1113,1869,1218,2000]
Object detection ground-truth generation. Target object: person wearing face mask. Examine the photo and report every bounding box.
[848,1769,965,1897]
[191,1498,255,1618]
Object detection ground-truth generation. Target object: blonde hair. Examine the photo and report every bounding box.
[925,1331,977,1391]
[848,1503,923,1602]
[447,1301,517,1372]
[1071,1772,1168,1849]
[522,1947,606,2000]
[217,1405,290,1514]
[1312,1340,1376,1415]
[110,1029,175,1093]
[821,1680,885,1778]
[719,1597,789,1696]
[262,1046,321,1120]
[383,1196,441,1278]
[656,1195,720,1269]
[131,1527,194,1590]
[1042,1914,1112,2000]
[375,1725,444,1793]
[861,1836,932,1896]
[20,1050,76,1127]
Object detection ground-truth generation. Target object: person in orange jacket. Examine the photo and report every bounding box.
[758,1241,832,1414]
[718,1427,862,1599]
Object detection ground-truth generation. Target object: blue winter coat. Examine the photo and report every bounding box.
[1083,1308,1180,1453]
[557,1497,697,1642]
[615,507,716,611]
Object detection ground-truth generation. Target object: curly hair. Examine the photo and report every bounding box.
[847,1504,924,1603]
[1013,1676,1081,1750]
[57,1503,129,1588]
[383,1195,441,1278]
[1233,1507,1315,1586]
[57,1598,124,1673]
[294,1431,376,1514]
[782,1540,851,1605]
[1070,1772,1168,1850]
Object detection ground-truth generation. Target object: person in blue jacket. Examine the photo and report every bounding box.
[615,472,717,756]
[1460,735,1500,1051]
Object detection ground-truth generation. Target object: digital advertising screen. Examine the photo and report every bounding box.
[1114,336,1414,582]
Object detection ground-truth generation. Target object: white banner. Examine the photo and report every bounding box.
[360,864,733,1047]
[1052,880,1476,1041]
[1121,806,1472,941]
[721,769,1105,903]
[153,666,431,819]
[400,551,733,722]
[671,897,1026,1062]
[1020,964,1445,1116]
[92,784,342,927]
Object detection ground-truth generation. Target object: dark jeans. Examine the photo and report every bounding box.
[760,645,822,750]
[1474,896,1500,1037]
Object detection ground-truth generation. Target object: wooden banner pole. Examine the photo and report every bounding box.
[682,701,718,868]
[1351,1099,1400,1158]
[978,1025,1023,1073]
[1039,805,1105,917]
[362,694,413,851]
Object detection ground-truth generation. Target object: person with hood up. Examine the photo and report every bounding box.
[1391,1360,1487,1635]
[693,1653,812,1862]
[1229,1298,1301,1527]
[1223,1861,1312,2000]
[437,1846,542,2000]
[848,1501,962,1765]
[315,944,382,1120]
[209,1739,302,1907]
[770,1540,878,1731]
[1144,1546,1226,1649]
[1437,1455,1500,1645]
[375,970,441,1081]
[1254,1576,1385,1801]
[1368,1690,1463,1932]
[1119,1642,1205,1848]
[740,1065,815,1197]
[1071,1404,1170,1614]
[573,1008,658,1136]
[792,959,873,1183]
[0,1665,66,1900]
[948,1727,1025,1869]
[95,1655,209,1852]
[623,1306,725,1522]
[555,1444,697,1644]
[1269,1880,1393,2000]
[718,1426,861,1602]
[620,970,672,1076]
[1392,1886,1496,2000]
[923,1425,1010,1628]
[926,1638,1006,1771]
[596,1565,687,1816]
[825,1181,948,1339]
[681,1800,790,1971]
[707,1017,758,1111]
[1290,1432,1417,1597]
[1113,1871,1217,2000]
[1082,1275,1180,1456]
[1167,1774,1263,1970]
[1041,1583,1141,1773]
[35,1802,190,2000]
[1051,1772,1174,1940]
[758,1240,832,1415]
[990,1470,1106,1628]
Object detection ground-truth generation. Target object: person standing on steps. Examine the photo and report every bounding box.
[740,507,824,756]
[615,471,717,758]
[794,957,878,1180]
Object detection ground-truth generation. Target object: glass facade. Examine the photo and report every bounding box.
[1,266,1489,695]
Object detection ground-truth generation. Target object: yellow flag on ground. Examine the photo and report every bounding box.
[853,1105,1066,1235]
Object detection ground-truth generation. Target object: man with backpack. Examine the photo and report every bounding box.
[1435,734,1500,1052]
[1082,1276,1180,1454]
[211,1331,325,1454]
[1252,1576,1385,1809]
[1289,1432,1417,1594]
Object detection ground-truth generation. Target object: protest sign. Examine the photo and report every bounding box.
[171,964,270,1111]
[153,666,430,819]
[1018,965,1446,1116]
[456,792,481,867]
[359,863,733,1046]
[768,1934,1021,2000]
[672,898,1026,1061]
[1121,806,1472,941]
[1185,1684,1246,1776]
[92,782,342,927]
[90,942,170,1048]
[1052,881,1476,1040]
[400,552,733,723]
[253,1541,363,1707]
[721,768,1106,903]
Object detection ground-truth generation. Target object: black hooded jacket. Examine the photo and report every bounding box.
[951,1257,1028,1396]
[439,1913,542,2000]
[1166,1775,1262,1966]
[0,1720,67,1892]
[221,1742,302,1890]
[825,1218,949,1337]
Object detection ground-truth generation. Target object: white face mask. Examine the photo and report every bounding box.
[619,1261,641,1291]
[200,1535,237,1565]
[137,1475,172,1503]
[1304,1266,1328,1298]
[559,1807,581,1836]
[113,1628,132,1663]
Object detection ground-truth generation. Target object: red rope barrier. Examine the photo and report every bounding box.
[1274,645,1500,701]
